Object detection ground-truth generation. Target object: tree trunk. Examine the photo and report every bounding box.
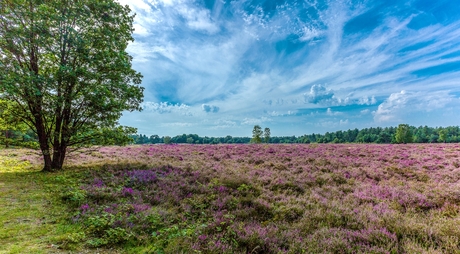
[34,114,53,172]
[37,133,52,172]
[51,144,67,170]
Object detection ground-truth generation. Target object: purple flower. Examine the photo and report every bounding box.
[80,204,90,213]
[122,187,134,196]
[93,178,104,187]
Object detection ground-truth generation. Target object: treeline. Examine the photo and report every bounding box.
[131,134,252,144]
[0,129,39,148]
[130,125,460,144]
[3,125,460,148]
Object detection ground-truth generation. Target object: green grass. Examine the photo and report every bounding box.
[0,149,119,253]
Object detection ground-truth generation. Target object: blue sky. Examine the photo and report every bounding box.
[117,0,460,137]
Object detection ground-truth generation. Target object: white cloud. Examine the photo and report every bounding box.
[340,119,349,125]
[179,7,219,34]
[360,109,370,115]
[156,0,175,6]
[133,23,150,36]
[142,102,191,115]
[304,84,335,104]
[161,122,194,127]
[373,90,410,122]
[266,110,296,117]
[373,90,455,123]
[358,96,377,105]
[304,85,377,107]
[211,119,238,129]
[300,25,324,42]
[241,117,272,125]
[326,108,342,116]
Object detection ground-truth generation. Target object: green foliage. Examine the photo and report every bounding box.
[395,124,413,144]
[0,99,28,148]
[61,188,87,207]
[264,127,271,143]
[131,126,460,145]
[83,213,132,247]
[150,224,202,253]
[438,128,447,143]
[251,125,263,143]
[163,136,172,144]
[93,126,137,146]
[0,0,143,170]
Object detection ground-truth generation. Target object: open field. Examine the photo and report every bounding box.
[1,144,460,253]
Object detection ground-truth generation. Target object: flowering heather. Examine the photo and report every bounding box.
[49,144,460,252]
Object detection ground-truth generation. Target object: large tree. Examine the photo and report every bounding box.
[0,0,144,171]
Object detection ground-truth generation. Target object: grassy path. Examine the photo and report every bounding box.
[0,169,58,253]
[0,150,117,253]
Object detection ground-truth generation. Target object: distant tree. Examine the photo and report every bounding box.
[429,134,439,143]
[97,126,137,146]
[264,127,271,143]
[395,124,413,144]
[300,135,310,143]
[186,137,194,144]
[251,125,263,143]
[0,99,28,148]
[163,136,172,144]
[438,128,447,143]
[149,135,161,144]
[376,131,391,143]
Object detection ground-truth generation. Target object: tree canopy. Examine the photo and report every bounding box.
[129,125,460,145]
[0,0,143,171]
[251,125,263,143]
[264,127,271,143]
[0,99,28,148]
[395,124,413,144]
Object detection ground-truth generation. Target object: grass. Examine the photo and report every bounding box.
[1,144,460,253]
[0,149,121,253]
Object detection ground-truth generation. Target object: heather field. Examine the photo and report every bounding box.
[1,144,460,253]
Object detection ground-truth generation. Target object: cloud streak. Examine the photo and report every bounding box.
[117,0,460,136]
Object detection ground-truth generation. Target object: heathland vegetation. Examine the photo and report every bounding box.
[1,144,460,253]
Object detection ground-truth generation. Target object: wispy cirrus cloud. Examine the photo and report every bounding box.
[117,0,460,136]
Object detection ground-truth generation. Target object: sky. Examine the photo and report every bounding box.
[116,0,460,137]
